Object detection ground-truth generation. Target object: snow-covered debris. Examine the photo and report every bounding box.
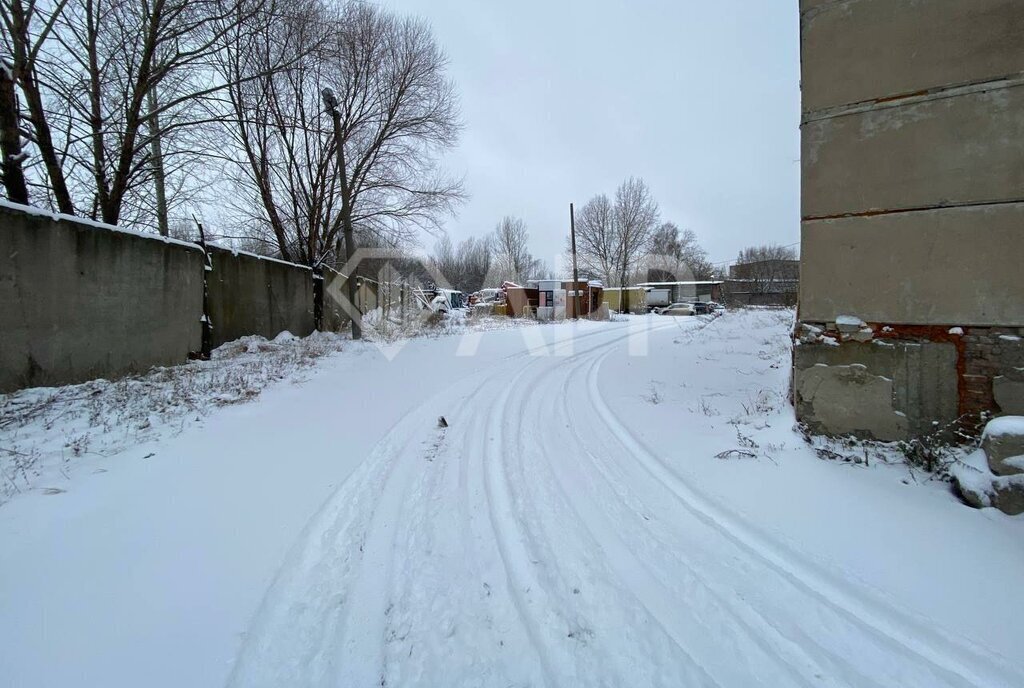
[835,314,867,331]
[952,416,1024,514]
[983,415,1024,438]
[952,448,1024,515]
[981,415,1024,476]
[359,306,537,343]
[948,327,964,335]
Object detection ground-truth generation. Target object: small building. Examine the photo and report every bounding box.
[602,287,646,314]
[562,280,604,318]
[504,279,604,319]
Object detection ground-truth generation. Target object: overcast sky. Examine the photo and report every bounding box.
[379,0,800,271]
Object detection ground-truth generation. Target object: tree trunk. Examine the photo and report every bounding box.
[0,64,29,204]
[328,104,361,340]
[9,0,74,214]
[621,269,630,313]
[147,87,169,236]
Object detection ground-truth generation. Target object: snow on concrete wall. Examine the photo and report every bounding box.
[0,203,319,392]
[0,203,204,392]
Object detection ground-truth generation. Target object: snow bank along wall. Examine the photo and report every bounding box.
[794,0,1024,440]
[0,204,315,392]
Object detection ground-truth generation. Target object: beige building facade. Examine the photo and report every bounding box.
[794,0,1024,440]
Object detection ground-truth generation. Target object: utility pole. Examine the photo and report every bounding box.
[570,202,581,319]
[322,88,361,340]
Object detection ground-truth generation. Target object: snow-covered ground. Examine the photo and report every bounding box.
[1,310,1022,687]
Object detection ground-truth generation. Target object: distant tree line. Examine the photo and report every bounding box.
[0,0,462,266]
[429,215,548,294]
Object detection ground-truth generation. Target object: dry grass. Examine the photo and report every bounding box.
[0,332,344,503]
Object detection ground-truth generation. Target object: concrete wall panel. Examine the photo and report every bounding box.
[800,204,1024,326]
[803,84,1024,218]
[802,0,1024,112]
[206,247,314,347]
[0,206,204,392]
[794,339,958,440]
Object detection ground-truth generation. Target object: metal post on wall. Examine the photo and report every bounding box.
[192,215,213,359]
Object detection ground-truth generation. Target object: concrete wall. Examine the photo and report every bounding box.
[206,246,314,347]
[796,0,1024,438]
[0,204,327,393]
[803,86,1024,219]
[801,0,1024,112]
[801,204,1024,326]
[727,291,798,308]
[0,205,204,392]
[794,338,959,441]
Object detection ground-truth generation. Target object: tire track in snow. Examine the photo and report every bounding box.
[462,320,687,686]
[537,351,822,688]
[228,358,536,687]
[478,362,564,686]
[228,321,678,687]
[583,343,1023,688]
[553,352,878,687]
[509,349,728,687]
[226,415,428,688]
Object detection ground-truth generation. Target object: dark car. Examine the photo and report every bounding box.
[692,302,711,315]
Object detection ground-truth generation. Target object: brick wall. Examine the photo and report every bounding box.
[962,327,1024,420]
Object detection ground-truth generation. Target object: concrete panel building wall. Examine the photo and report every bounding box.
[801,0,1024,112]
[206,246,315,347]
[0,205,204,392]
[795,0,1024,440]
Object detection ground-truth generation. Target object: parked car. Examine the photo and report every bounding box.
[692,302,711,315]
[658,302,696,316]
[707,301,725,311]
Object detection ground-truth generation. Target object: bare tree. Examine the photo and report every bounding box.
[217,1,462,266]
[572,193,620,285]
[0,0,75,212]
[647,222,713,282]
[0,56,27,202]
[491,215,541,284]
[614,177,658,312]
[218,1,336,262]
[432,234,491,294]
[0,0,299,233]
[326,3,462,268]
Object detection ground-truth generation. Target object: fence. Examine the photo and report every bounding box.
[320,266,425,332]
[0,203,317,393]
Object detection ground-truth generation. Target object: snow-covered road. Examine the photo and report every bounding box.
[2,311,1023,687]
